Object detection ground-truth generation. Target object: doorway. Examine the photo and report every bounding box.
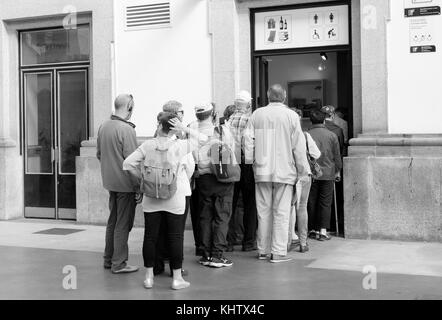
[20,26,90,220]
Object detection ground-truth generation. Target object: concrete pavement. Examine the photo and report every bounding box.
[0,219,441,300]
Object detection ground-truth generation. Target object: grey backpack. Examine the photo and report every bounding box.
[140,139,180,200]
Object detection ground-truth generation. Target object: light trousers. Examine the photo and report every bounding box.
[255,182,293,256]
[291,178,312,246]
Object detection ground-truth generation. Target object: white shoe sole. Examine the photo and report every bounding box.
[270,258,292,263]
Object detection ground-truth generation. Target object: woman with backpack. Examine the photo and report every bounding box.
[123,112,208,290]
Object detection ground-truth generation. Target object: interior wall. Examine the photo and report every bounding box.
[114,0,213,137]
[267,52,338,108]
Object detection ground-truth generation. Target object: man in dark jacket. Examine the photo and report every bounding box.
[307,109,342,241]
[321,105,345,157]
[97,94,140,274]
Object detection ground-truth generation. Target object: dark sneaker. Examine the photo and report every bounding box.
[258,253,270,260]
[309,231,319,240]
[209,257,233,268]
[104,263,112,270]
[270,254,292,263]
[199,256,212,267]
[299,245,310,253]
[112,265,139,274]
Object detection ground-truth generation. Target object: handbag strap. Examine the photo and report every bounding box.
[304,132,311,156]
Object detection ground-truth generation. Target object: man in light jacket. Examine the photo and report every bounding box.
[244,84,310,263]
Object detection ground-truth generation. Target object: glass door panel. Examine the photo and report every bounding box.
[23,72,56,218]
[57,70,88,220]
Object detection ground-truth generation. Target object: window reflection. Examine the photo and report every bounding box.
[21,25,90,65]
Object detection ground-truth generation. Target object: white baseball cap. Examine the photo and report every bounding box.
[235,90,253,103]
[194,103,214,114]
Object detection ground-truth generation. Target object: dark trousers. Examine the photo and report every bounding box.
[143,211,186,271]
[197,174,234,259]
[227,164,257,249]
[307,180,335,231]
[154,197,190,274]
[190,186,202,251]
[104,192,136,272]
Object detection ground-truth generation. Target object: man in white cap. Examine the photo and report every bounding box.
[226,90,258,252]
[188,103,236,268]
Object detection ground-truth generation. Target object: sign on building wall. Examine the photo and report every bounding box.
[254,4,349,51]
[404,0,441,53]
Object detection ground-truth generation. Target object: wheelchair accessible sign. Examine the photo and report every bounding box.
[405,0,441,53]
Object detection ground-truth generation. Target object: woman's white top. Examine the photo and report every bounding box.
[123,137,197,215]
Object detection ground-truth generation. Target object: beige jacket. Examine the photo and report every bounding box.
[244,103,310,185]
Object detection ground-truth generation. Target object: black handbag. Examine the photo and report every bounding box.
[209,125,241,183]
[305,133,323,180]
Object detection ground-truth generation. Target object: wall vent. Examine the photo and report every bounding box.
[126,2,171,30]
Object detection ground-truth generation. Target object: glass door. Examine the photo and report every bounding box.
[23,72,56,218]
[56,70,88,220]
[23,69,88,220]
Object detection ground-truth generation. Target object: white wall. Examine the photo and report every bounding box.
[267,52,338,107]
[387,0,442,134]
[114,0,213,137]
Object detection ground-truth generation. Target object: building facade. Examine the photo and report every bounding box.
[0,0,441,242]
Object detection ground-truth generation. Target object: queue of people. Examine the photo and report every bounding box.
[96,84,344,291]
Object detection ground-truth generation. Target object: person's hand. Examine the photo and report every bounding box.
[168,118,185,132]
[135,193,143,204]
[335,172,341,182]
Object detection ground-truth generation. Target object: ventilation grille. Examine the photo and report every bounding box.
[126,2,171,30]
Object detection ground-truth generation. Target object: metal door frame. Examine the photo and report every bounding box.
[21,66,89,220]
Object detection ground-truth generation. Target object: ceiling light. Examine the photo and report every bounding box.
[320,52,328,61]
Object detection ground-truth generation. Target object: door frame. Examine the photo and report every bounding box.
[20,66,90,220]
[250,0,353,112]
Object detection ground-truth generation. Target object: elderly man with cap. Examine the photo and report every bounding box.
[322,105,345,157]
[226,90,258,252]
[189,103,236,268]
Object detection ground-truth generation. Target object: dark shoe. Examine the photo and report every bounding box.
[199,256,212,267]
[318,233,331,241]
[195,248,204,257]
[258,253,270,260]
[112,265,139,274]
[299,245,310,253]
[308,231,319,240]
[209,257,233,268]
[288,242,300,252]
[104,263,112,270]
[226,245,234,252]
[270,254,292,263]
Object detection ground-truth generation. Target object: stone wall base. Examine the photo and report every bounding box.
[344,135,442,242]
[76,140,145,227]
[0,141,23,220]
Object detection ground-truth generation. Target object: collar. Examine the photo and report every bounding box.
[111,115,136,129]
[268,102,287,108]
[311,124,326,129]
